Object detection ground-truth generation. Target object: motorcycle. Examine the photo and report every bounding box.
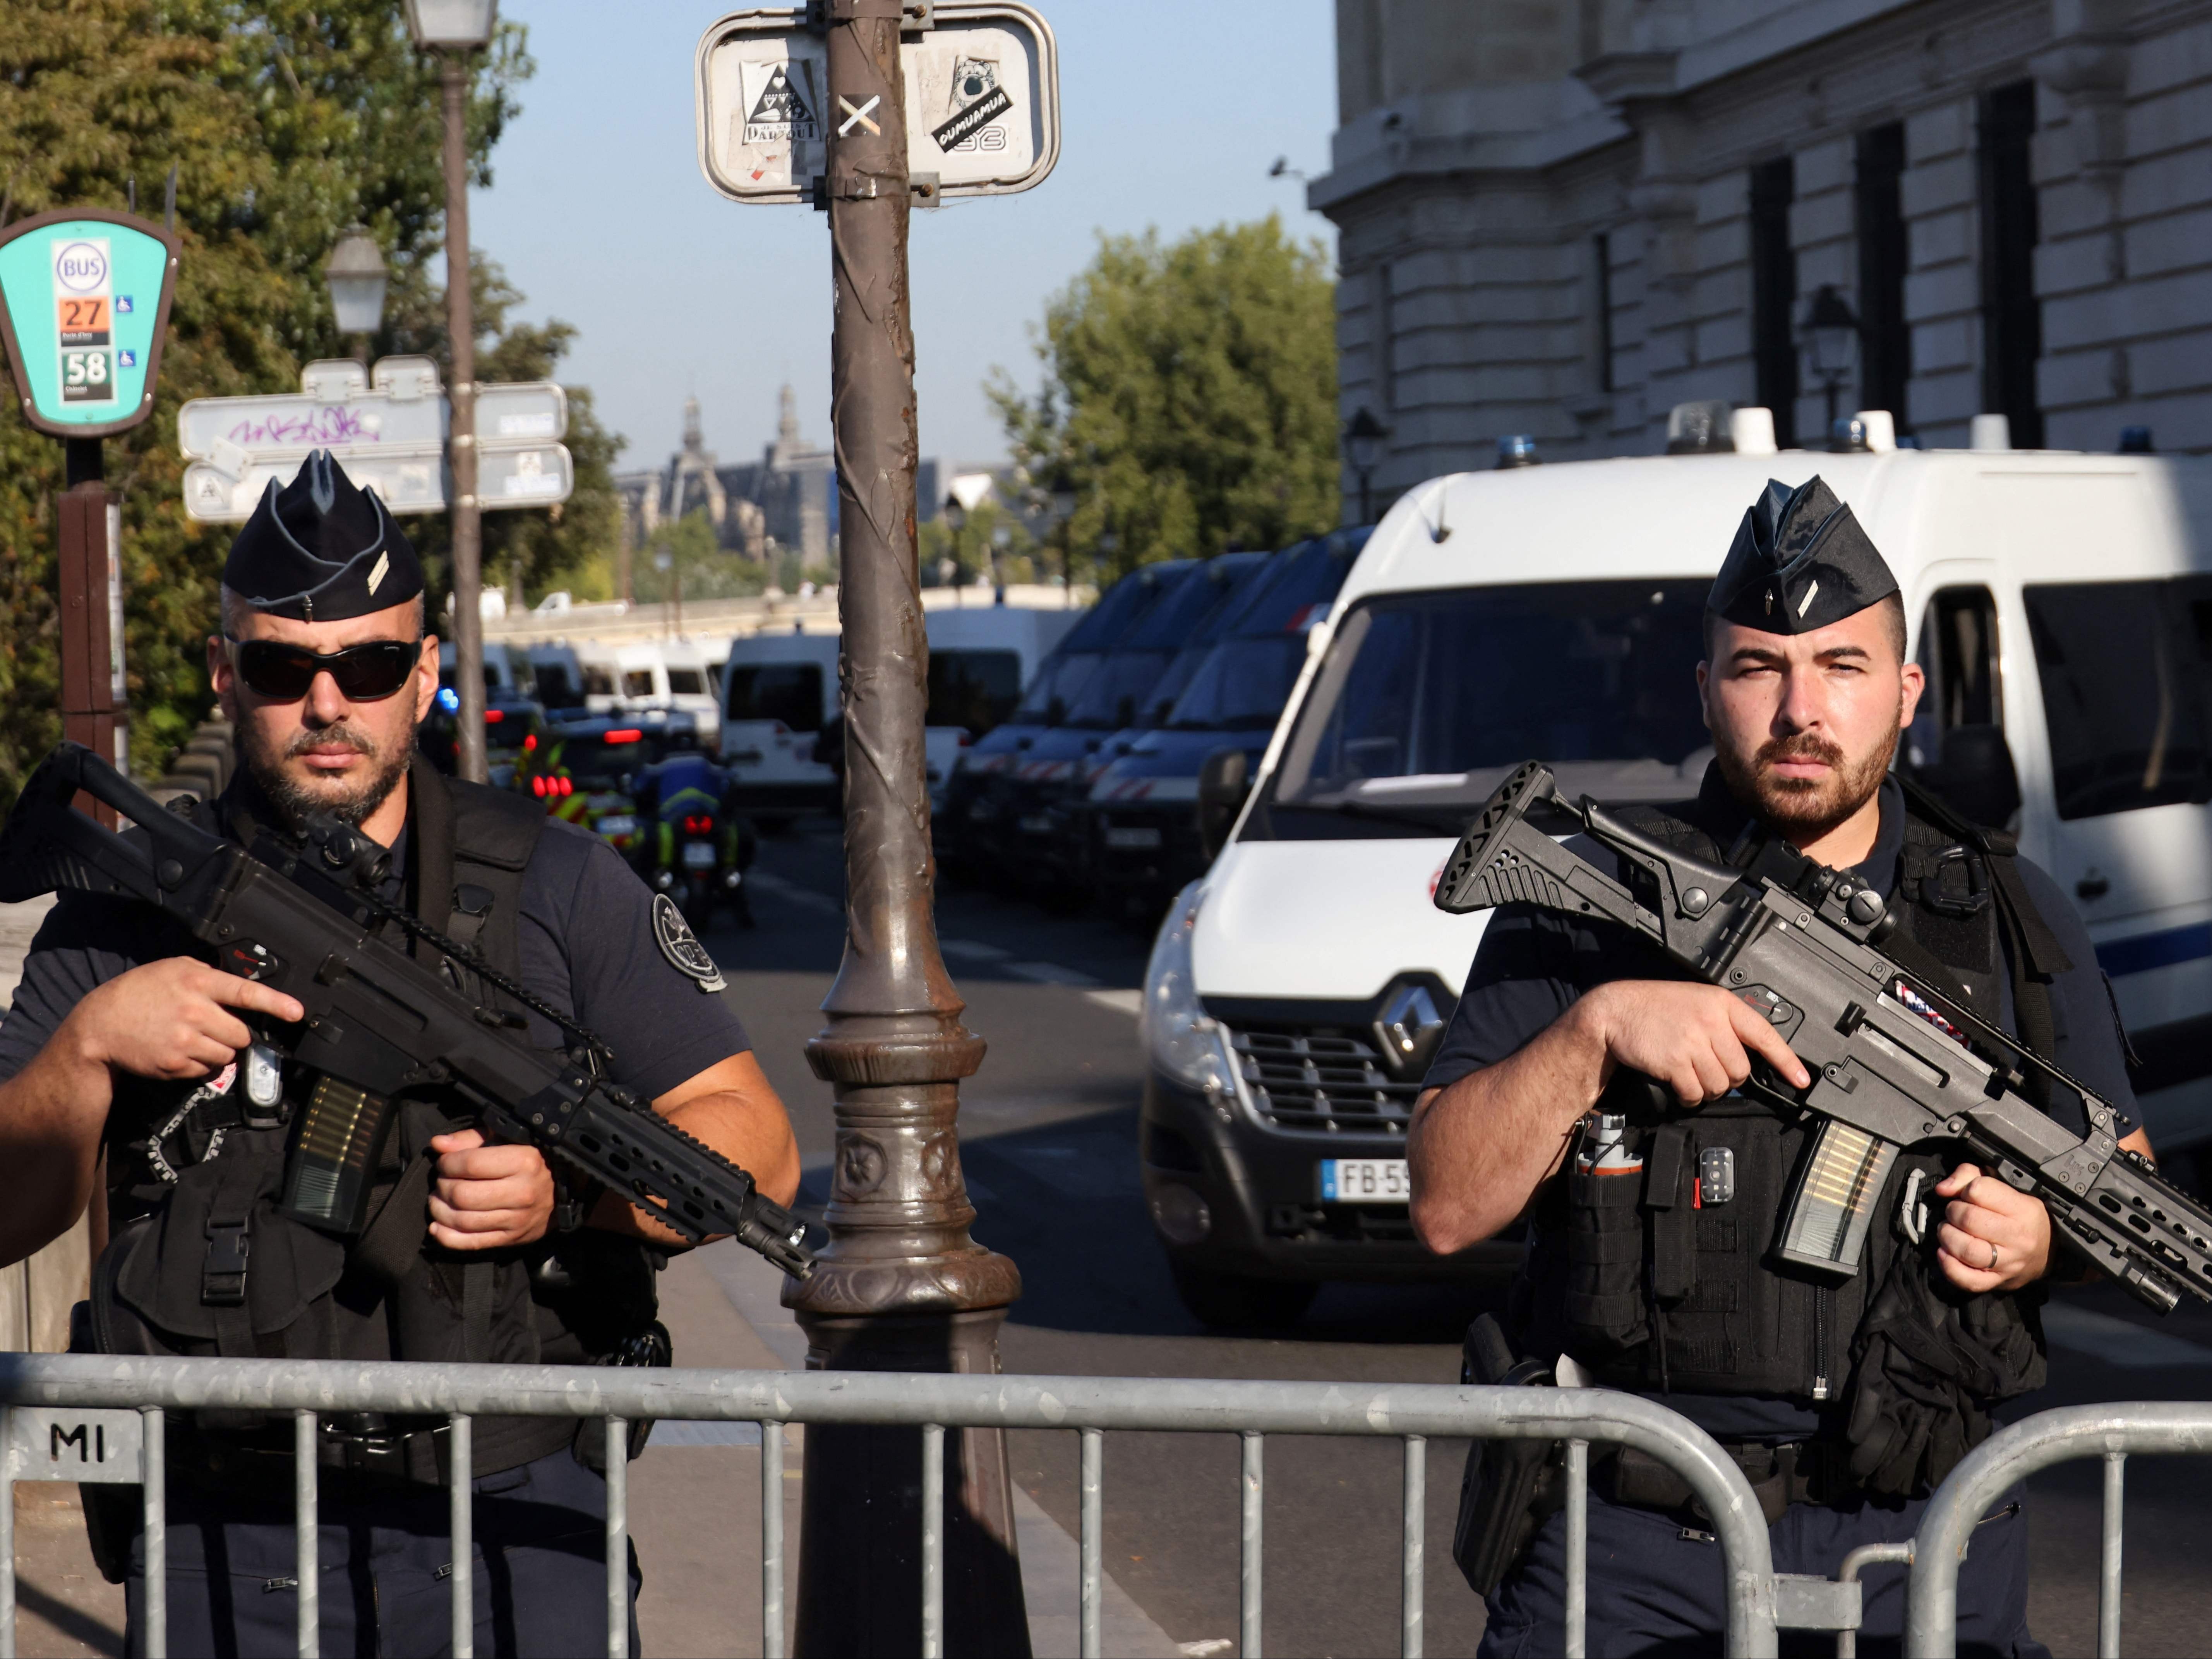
[636,763,757,930]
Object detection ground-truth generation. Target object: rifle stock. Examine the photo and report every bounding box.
[1435,760,2212,1315]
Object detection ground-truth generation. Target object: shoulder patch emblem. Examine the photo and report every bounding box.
[652,893,727,993]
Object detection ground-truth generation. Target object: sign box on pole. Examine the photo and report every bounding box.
[177,355,572,523]
[694,3,1059,204]
[0,208,180,437]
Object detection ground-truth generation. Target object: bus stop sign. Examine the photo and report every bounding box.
[0,208,180,439]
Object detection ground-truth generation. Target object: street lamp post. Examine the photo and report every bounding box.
[323,226,389,364]
[990,522,1012,605]
[1047,470,1076,605]
[405,0,497,783]
[943,491,968,597]
[788,4,1028,1651]
[1344,406,1389,525]
[1800,284,1860,434]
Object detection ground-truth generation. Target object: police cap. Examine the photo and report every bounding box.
[222,450,422,623]
[1707,475,1898,635]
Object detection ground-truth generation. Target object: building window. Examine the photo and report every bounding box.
[1855,122,1910,429]
[1749,156,1798,448]
[1979,81,2043,447]
[1593,232,1615,393]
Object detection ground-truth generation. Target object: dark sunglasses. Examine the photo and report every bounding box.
[233,637,424,702]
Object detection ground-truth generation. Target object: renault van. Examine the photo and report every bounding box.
[1141,429,2212,1326]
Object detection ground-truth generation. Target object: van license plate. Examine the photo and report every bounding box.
[1320,1159,1410,1203]
[1103,826,1163,850]
[682,841,717,869]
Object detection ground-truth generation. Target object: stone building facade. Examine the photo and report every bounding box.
[613,385,837,580]
[1315,0,2212,515]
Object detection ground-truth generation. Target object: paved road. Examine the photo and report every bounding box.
[707,817,2212,1659]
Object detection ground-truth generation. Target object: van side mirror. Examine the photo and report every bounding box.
[1913,724,2022,829]
[1196,748,1251,861]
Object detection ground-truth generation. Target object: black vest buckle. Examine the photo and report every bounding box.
[201,1218,250,1307]
[1921,847,1992,919]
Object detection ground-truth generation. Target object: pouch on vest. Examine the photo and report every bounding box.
[1562,1115,1651,1354]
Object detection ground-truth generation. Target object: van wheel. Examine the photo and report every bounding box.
[1169,1263,1317,1330]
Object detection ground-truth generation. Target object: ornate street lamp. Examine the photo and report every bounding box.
[1800,284,1860,433]
[1343,406,1389,525]
[406,0,498,782]
[943,490,968,590]
[323,227,388,360]
[1046,469,1077,603]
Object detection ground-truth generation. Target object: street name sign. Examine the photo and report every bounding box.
[0,208,181,438]
[694,3,1060,204]
[178,356,572,523]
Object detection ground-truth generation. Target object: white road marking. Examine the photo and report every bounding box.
[2042,1302,2212,1367]
[1085,988,1144,1017]
[1005,961,1101,987]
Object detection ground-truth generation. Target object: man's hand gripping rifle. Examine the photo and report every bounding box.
[1434,760,2212,1316]
[0,743,814,1278]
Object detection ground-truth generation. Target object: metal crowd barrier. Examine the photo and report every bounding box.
[0,1353,1798,1659]
[1906,1400,2212,1659]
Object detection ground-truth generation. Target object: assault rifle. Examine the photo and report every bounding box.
[1434,760,2212,1315]
[0,742,814,1278]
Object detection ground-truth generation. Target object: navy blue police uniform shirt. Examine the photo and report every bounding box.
[1422,775,2140,1441]
[0,796,751,1107]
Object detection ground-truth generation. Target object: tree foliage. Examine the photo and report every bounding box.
[0,1,620,808]
[633,509,768,606]
[990,215,1339,581]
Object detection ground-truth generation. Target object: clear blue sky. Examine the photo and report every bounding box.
[470,0,1338,478]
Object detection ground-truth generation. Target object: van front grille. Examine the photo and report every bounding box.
[1225,1025,1420,1136]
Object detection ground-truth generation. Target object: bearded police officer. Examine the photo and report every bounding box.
[0,453,801,1656]
[1408,477,2152,1656]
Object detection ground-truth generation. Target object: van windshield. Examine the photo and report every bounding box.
[928,648,1023,735]
[1257,580,1712,837]
[1013,651,1105,724]
[1169,636,1308,731]
[727,662,826,731]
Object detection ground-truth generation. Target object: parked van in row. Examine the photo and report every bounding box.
[1142,432,2212,1326]
[720,604,1083,824]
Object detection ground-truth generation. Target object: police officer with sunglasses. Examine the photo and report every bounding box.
[0,453,802,1656]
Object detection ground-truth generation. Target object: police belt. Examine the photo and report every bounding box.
[166,1414,464,1497]
[1596,1437,1860,1527]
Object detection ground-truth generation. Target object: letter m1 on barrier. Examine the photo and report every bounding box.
[7,1407,143,1483]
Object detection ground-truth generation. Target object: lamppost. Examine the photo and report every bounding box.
[943,491,968,602]
[1047,469,1077,605]
[990,522,1012,606]
[323,226,388,364]
[1343,406,1389,525]
[405,0,497,783]
[1800,283,1860,434]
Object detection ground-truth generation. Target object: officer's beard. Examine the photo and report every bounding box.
[237,721,410,830]
[1713,725,1898,846]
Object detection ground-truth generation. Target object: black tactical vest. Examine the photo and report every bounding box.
[84,761,660,1480]
[1513,779,2060,1496]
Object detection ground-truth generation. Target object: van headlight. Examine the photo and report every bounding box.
[1143,880,1238,1102]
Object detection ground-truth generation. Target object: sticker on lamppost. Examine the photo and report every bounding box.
[695,3,1059,204]
[0,208,181,438]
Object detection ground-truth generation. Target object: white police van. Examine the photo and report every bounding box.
[1141,414,2212,1327]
